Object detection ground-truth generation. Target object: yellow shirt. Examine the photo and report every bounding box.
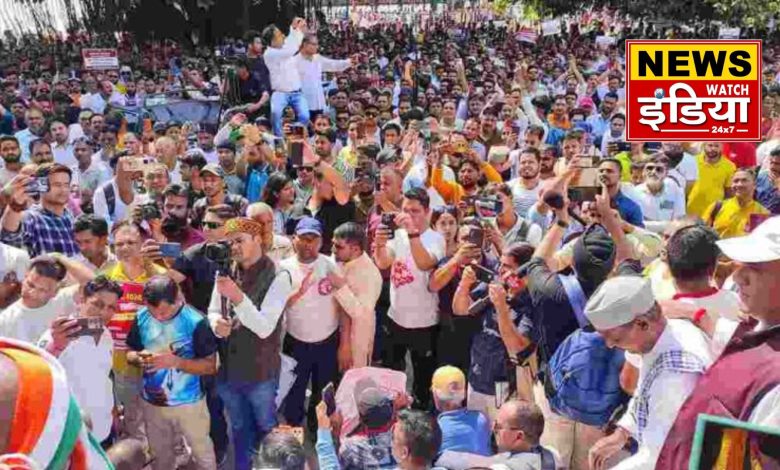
[103,261,168,377]
[686,154,737,217]
[704,197,769,239]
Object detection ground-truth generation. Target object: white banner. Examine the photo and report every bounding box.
[541,19,561,36]
[82,48,119,70]
[719,26,741,39]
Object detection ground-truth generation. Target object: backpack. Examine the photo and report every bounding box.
[543,274,629,427]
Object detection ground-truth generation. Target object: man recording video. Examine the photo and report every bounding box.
[206,217,293,470]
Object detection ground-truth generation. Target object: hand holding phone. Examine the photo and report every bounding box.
[322,382,337,415]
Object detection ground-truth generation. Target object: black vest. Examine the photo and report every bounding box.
[217,255,285,383]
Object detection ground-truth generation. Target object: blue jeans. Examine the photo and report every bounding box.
[217,375,279,470]
[270,90,310,136]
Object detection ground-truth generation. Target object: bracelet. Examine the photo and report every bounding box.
[692,308,707,325]
[408,232,420,239]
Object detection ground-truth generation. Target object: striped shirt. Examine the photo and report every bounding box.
[1,204,79,258]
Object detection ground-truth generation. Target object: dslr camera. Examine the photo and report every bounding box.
[139,202,162,221]
[205,241,232,275]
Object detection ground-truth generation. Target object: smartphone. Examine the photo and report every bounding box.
[290,142,304,167]
[290,124,305,138]
[381,212,398,239]
[471,263,496,283]
[568,187,599,202]
[70,317,104,338]
[159,242,182,258]
[322,382,336,416]
[466,225,484,247]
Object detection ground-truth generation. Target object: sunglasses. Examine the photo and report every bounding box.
[202,221,223,229]
[365,112,378,118]
[299,166,314,172]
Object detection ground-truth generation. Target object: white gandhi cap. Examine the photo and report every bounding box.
[584,275,655,331]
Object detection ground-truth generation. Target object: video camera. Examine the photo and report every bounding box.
[204,241,232,276]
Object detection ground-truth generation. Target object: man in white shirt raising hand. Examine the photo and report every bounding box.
[262,18,310,137]
[295,34,354,121]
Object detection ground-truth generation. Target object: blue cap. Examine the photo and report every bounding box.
[295,217,322,236]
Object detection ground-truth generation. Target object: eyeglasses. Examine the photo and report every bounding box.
[644,165,664,173]
[298,166,314,172]
[202,221,223,229]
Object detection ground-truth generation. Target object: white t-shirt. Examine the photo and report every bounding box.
[38,328,114,441]
[388,229,445,329]
[507,178,541,218]
[634,182,686,224]
[0,243,31,286]
[674,289,742,322]
[92,179,139,227]
[279,254,341,343]
[0,285,78,343]
[669,152,699,188]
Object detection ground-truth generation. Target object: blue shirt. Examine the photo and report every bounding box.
[613,190,645,227]
[127,304,218,407]
[586,113,611,142]
[437,408,491,456]
[756,171,780,215]
[14,128,37,163]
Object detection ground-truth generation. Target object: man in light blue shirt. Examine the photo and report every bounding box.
[432,366,491,456]
[14,107,46,163]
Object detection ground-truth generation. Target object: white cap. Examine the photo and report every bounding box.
[716,216,780,263]
[584,276,655,330]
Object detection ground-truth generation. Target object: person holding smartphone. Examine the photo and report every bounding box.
[38,276,123,444]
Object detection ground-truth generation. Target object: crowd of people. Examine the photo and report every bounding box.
[1,9,780,470]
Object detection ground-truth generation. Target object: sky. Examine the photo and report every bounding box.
[0,0,81,35]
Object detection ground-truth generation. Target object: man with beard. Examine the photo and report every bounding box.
[508,147,543,217]
[634,156,686,234]
[429,150,503,205]
[328,222,382,368]
[687,142,737,218]
[48,120,76,170]
[662,141,699,196]
[586,92,618,146]
[462,118,487,160]
[478,109,503,151]
[314,129,338,162]
[149,184,205,250]
[191,164,249,228]
[196,124,218,164]
[598,158,645,227]
[179,150,208,205]
[353,166,377,226]
[217,142,245,197]
[14,107,46,162]
[0,135,23,188]
[538,146,557,181]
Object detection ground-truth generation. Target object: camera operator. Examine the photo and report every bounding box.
[140,184,205,253]
[451,243,536,422]
[483,183,543,250]
[38,275,124,444]
[205,217,293,470]
[170,204,238,312]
